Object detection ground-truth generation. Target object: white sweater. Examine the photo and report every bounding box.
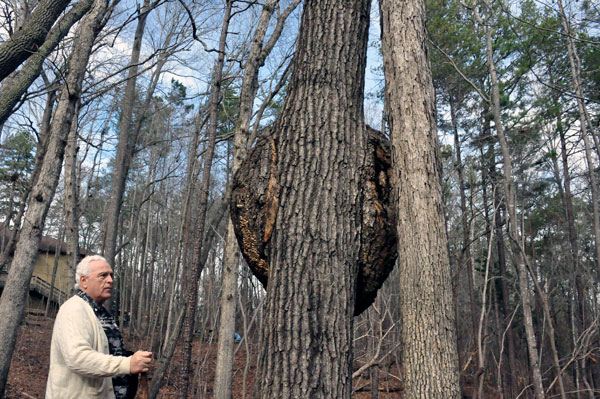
[45,295,131,399]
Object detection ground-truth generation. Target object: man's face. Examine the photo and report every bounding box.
[80,259,114,304]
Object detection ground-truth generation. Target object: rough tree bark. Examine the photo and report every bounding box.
[0,0,109,394]
[0,0,73,82]
[0,0,93,128]
[232,126,396,315]
[379,0,461,395]
[233,0,374,396]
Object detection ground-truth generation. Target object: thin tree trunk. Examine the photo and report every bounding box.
[552,96,589,399]
[136,204,151,329]
[527,273,567,399]
[45,228,64,316]
[557,0,600,286]
[102,0,152,267]
[379,0,460,395]
[487,146,518,399]
[477,224,495,399]
[370,295,382,399]
[212,0,300,397]
[0,0,109,394]
[164,114,202,347]
[213,221,239,398]
[477,3,545,397]
[129,188,142,331]
[64,101,81,296]
[450,97,479,361]
[149,308,185,399]
[178,2,232,397]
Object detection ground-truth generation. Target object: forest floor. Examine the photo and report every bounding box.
[6,315,403,398]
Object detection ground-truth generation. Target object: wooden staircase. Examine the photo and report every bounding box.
[29,275,67,306]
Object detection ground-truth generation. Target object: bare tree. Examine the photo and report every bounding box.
[101,0,156,268]
[472,1,547,397]
[212,1,300,397]
[0,0,111,394]
[178,1,233,397]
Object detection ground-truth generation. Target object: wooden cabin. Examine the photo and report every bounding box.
[0,226,86,315]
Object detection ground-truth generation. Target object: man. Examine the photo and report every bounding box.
[46,255,152,399]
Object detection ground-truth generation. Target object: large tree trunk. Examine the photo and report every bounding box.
[0,0,73,82]
[0,0,109,394]
[379,0,460,395]
[251,0,371,396]
[0,0,92,129]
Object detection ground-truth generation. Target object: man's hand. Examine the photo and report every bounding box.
[130,351,153,374]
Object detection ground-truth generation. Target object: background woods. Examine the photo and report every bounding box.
[0,0,599,397]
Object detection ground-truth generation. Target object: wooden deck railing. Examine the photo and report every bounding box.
[30,275,67,305]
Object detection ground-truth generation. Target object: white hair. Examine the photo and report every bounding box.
[74,255,108,290]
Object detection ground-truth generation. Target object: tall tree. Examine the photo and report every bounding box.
[473,1,545,397]
[249,0,372,396]
[64,101,81,296]
[555,0,600,393]
[0,0,110,394]
[380,0,461,397]
[212,0,300,397]
[102,0,154,269]
[178,1,232,397]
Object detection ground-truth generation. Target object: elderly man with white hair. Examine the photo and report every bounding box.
[46,255,152,399]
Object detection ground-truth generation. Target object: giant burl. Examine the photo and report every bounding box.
[230,126,397,315]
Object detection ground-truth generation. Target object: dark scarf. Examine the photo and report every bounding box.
[77,290,133,399]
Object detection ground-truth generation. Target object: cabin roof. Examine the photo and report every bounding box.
[0,224,88,257]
